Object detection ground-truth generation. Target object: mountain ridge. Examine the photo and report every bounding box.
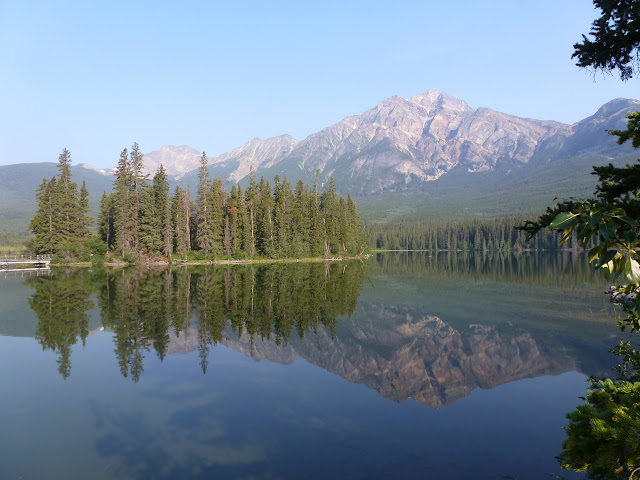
[74,90,639,195]
[1,90,639,236]
[79,90,640,195]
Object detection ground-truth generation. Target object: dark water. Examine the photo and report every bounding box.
[0,252,625,479]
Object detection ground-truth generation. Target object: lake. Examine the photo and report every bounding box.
[0,252,625,479]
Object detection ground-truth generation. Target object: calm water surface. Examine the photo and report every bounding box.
[0,252,625,479]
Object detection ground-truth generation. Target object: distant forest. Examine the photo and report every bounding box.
[30,147,366,260]
[366,217,585,252]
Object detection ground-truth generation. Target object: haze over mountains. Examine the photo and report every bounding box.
[1,89,639,234]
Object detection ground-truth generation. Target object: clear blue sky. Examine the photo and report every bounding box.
[1,0,638,168]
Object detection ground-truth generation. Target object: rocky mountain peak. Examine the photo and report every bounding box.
[142,145,202,178]
[409,89,473,115]
[211,134,299,182]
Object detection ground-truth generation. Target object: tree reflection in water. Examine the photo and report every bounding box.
[28,262,367,381]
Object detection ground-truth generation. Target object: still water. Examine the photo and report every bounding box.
[0,252,625,479]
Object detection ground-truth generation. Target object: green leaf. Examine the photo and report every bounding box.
[595,249,617,267]
[588,245,604,263]
[599,223,617,242]
[623,229,637,243]
[588,214,602,228]
[576,223,593,242]
[625,259,640,284]
[550,212,579,230]
[619,216,640,227]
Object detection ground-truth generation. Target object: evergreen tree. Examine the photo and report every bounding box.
[152,165,172,257]
[195,152,215,254]
[228,184,244,257]
[244,171,258,257]
[139,187,158,252]
[172,186,191,256]
[208,178,225,256]
[113,148,134,256]
[291,180,310,257]
[53,148,82,253]
[97,191,115,250]
[30,148,85,256]
[129,142,148,251]
[273,176,293,256]
[31,177,58,254]
[78,180,93,240]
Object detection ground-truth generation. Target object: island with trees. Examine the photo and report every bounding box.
[30,145,366,264]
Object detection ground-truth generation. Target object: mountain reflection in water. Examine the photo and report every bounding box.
[20,252,622,408]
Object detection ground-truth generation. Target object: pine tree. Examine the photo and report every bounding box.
[139,187,158,252]
[151,165,172,257]
[228,184,244,257]
[172,186,191,256]
[97,191,115,250]
[78,180,93,240]
[291,180,310,257]
[309,171,324,257]
[209,178,225,256]
[31,178,58,254]
[53,148,82,251]
[195,152,216,255]
[273,176,293,257]
[129,142,148,251]
[113,148,134,256]
[244,171,258,257]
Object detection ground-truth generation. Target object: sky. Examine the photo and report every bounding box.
[1,0,638,169]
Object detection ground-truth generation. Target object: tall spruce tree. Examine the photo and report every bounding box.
[195,152,215,254]
[31,177,58,254]
[113,148,134,256]
[152,165,173,257]
[78,180,93,240]
[129,142,148,252]
[30,149,85,256]
[97,191,115,250]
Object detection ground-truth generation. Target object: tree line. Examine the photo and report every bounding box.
[30,146,366,260]
[368,216,589,252]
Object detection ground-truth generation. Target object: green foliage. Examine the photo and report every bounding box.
[572,0,640,81]
[529,4,640,478]
[30,149,93,256]
[31,145,365,262]
[371,216,567,252]
[558,379,640,479]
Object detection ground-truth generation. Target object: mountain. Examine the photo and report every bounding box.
[80,145,202,179]
[211,90,637,196]
[1,90,639,236]
[80,91,640,196]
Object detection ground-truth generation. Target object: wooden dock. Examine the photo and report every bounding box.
[0,255,51,270]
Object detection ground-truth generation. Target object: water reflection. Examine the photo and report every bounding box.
[28,262,366,381]
[27,269,93,379]
[22,253,622,406]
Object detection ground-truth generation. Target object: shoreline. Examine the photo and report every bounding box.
[50,254,372,268]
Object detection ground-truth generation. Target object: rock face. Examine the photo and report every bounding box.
[208,134,298,182]
[141,145,202,178]
[80,90,640,195]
